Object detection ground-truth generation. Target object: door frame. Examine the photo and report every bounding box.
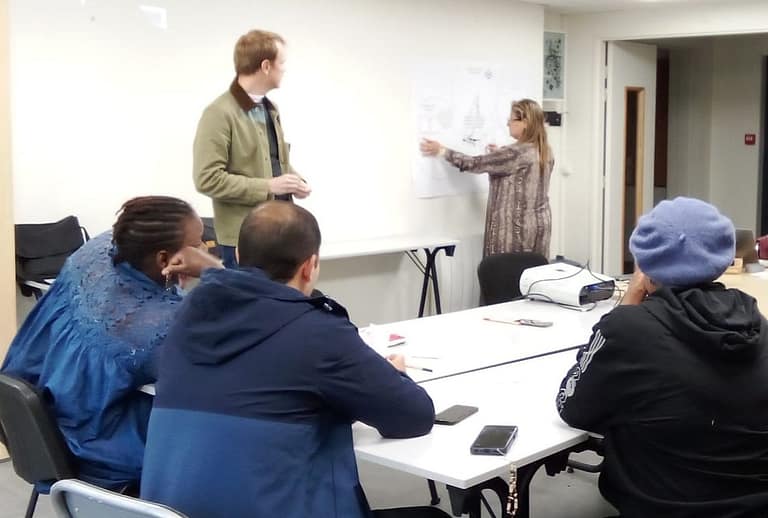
[622,86,646,273]
[594,39,657,274]
[0,0,16,460]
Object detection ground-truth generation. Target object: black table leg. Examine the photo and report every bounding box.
[416,245,456,318]
[427,479,440,505]
[447,477,508,518]
[443,448,573,518]
[418,250,436,318]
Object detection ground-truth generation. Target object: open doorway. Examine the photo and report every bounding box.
[603,33,768,275]
[622,88,645,274]
[602,40,656,276]
[654,49,669,206]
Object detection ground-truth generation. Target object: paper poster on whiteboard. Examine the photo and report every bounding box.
[413,64,525,198]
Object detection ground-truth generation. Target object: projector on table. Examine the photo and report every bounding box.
[519,263,615,307]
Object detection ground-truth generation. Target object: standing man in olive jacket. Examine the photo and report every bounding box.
[557,197,768,518]
[194,29,310,268]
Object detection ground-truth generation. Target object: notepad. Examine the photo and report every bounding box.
[359,325,406,351]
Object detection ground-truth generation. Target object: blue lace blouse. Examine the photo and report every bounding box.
[2,232,182,489]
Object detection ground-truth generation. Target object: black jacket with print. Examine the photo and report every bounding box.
[557,283,768,518]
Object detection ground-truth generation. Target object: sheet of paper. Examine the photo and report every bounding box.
[412,64,526,198]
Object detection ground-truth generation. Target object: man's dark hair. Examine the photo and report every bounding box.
[237,201,321,283]
[112,196,196,270]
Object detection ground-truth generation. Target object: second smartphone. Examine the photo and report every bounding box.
[434,405,479,425]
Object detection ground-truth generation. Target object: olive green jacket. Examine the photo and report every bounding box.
[193,80,293,246]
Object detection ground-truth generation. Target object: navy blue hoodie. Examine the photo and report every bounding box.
[140,267,434,518]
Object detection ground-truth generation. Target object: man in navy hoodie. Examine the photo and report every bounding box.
[140,201,436,518]
[557,197,768,518]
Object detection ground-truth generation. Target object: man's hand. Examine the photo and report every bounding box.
[162,246,224,280]
[386,354,407,373]
[485,143,499,153]
[621,270,649,306]
[293,180,311,199]
[269,174,312,197]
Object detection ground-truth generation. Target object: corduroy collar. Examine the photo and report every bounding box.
[229,78,276,113]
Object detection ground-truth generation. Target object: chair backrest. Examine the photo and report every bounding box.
[477,252,548,306]
[50,479,189,518]
[0,373,75,485]
[15,216,89,284]
[200,217,220,258]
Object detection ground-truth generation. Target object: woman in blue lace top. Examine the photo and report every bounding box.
[2,196,219,491]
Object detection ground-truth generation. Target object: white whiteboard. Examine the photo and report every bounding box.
[413,64,528,198]
[9,0,543,243]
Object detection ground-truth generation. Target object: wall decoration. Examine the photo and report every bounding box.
[544,32,565,100]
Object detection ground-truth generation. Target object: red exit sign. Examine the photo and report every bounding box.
[745,133,756,145]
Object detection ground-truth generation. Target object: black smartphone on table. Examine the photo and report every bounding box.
[469,425,518,455]
[434,405,478,425]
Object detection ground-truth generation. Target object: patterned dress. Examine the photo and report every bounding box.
[445,142,553,257]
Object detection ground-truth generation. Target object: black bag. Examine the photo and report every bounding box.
[15,216,89,294]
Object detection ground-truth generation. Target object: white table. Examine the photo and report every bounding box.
[320,237,457,261]
[140,298,612,393]
[368,297,613,383]
[320,236,458,317]
[354,350,584,517]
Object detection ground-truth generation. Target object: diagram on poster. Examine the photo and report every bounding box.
[413,65,525,198]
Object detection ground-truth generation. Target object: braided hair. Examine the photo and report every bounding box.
[112,196,196,272]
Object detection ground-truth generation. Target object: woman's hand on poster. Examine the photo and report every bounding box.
[420,139,443,156]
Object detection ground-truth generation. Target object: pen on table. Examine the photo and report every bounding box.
[406,364,433,372]
[387,340,406,348]
[484,317,553,328]
[483,317,517,325]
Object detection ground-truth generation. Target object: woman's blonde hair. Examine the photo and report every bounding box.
[511,99,550,174]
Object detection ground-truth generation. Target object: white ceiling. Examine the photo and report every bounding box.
[522,0,730,14]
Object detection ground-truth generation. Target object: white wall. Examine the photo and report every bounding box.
[709,36,765,230]
[562,0,768,267]
[544,9,567,259]
[9,0,544,325]
[1,0,11,457]
[667,42,713,202]
[666,34,767,232]
[0,0,16,372]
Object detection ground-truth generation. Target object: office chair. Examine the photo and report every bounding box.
[0,373,76,518]
[15,216,90,299]
[50,479,189,518]
[200,217,221,258]
[477,252,548,306]
[566,436,604,475]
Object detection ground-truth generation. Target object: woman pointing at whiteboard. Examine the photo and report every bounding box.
[420,99,553,258]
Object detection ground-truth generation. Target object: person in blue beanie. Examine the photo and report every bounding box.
[556,197,768,518]
[141,201,439,518]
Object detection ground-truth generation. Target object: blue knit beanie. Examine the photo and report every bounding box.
[629,197,735,286]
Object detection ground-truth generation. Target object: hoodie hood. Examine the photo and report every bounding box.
[175,267,327,365]
[645,283,766,359]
